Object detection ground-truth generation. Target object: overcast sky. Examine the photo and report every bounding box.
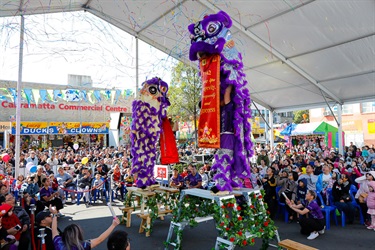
[0,11,176,89]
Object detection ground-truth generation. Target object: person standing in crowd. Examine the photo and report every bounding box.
[286,190,325,240]
[107,230,131,250]
[262,167,277,219]
[355,171,375,226]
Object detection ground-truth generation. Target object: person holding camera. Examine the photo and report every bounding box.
[1,193,31,249]
[0,203,22,243]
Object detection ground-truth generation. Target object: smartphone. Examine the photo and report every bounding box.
[282,192,290,201]
[15,225,22,231]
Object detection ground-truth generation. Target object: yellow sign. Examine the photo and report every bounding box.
[368,119,375,134]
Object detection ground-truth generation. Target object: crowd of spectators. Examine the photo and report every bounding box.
[0,140,374,246]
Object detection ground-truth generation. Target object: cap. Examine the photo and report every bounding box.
[0,204,13,217]
[36,211,52,224]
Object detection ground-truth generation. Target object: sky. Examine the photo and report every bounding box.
[0,11,177,90]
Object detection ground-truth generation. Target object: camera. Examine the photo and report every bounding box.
[15,225,21,231]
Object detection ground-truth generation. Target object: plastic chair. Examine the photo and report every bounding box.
[349,184,364,225]
[317,192,337,230]
[328,189,346,227]
[275,186,289,223]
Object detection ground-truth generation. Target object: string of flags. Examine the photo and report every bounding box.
[0,87,135,105]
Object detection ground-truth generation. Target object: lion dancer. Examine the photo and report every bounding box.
[130,77,179,188]
[188,11,253,191]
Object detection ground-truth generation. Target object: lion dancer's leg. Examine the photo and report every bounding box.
[131,105,160,188]
[231,84,253,186]
[212,85,241,191]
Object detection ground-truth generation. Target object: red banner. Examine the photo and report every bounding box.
[198,54,221,148]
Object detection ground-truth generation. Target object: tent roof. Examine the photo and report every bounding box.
[1,0,374,112]
[291,121,337,136]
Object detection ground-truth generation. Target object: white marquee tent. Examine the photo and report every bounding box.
[1,0,374,113]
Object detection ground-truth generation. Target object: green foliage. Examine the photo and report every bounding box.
[169,190,278,250]
[168,61,201,134]
[293,110,309,124]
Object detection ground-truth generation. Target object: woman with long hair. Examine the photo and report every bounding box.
[51,206,120,250]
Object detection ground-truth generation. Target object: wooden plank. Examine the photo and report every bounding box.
[278,239,318,250]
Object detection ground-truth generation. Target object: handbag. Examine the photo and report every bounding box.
[358,192,368,203]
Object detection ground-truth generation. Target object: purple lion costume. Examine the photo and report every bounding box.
[130,77,170,188]
[188,11,253,191]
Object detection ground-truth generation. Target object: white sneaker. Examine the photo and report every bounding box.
[71,199,77,204]
[307,232,319,240]
[318,226,326,235]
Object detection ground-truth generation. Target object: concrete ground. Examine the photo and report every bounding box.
[57,199,374,250]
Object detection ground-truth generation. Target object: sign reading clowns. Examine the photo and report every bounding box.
[11,121,109,135]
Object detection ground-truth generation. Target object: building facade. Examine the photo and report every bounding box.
[0,80,134,149]
[309,102,375,147]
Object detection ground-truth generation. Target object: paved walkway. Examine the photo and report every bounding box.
[57,200,374,250]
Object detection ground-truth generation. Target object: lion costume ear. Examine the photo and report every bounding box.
[217,11,232,28]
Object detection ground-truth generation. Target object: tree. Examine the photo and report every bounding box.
[168,62,202,145]
[293,110,309,124]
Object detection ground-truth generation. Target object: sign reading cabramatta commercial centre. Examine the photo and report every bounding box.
[0,80,134,124]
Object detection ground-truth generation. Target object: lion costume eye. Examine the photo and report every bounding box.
[206,22,220,35]
[148,86,158,95]
[194,22,201,35]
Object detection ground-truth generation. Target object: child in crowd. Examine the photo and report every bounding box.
[92,174,104,199]
[296,178,308,205]
[366,181,375,230]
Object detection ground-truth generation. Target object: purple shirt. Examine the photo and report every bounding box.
[53,235,91,250]
[170,175,184,186]
[40,187,54,200]
[185,173,202,187]
[306,199,324,219]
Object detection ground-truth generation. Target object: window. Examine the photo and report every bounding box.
[342,104,353,114]
[361,102,375,113]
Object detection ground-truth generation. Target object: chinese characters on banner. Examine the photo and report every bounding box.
[198,54,221,148]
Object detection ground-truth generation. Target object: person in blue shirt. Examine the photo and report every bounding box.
[185,165,202,189]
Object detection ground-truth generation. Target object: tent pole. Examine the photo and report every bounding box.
[15,14,25,178]
[264,109,268,145]
[135,36,139,98]
[320,89,339,126]
[269,110,274,150]
[337,104,343,155]
[252,101,271,131]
